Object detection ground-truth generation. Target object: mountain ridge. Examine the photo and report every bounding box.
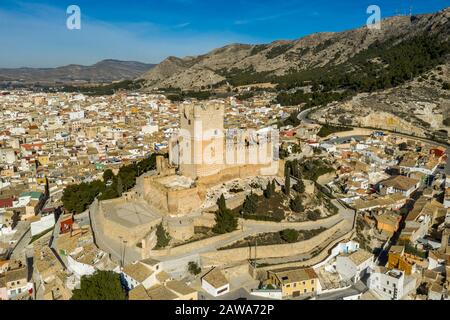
[0,59,156,84]
[140,7,450,90]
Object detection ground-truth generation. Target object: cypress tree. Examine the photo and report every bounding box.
[243,192,258,215]
[213,194,238,234]
[285,166,291,196]
[290,195,304,213]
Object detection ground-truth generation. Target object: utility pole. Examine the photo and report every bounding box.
[123,240,127,266]
[119,236,124,267]
[254,238,258,269]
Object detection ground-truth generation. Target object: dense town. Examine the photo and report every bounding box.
[0,88,449,301]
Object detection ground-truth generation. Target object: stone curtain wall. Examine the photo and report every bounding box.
[98,198,162,245]
[199,221,347,265]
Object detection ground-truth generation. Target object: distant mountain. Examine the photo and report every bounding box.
[140,7,450,90]
[0,59,156,83]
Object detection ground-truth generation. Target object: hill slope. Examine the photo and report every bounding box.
[141,7,450,90]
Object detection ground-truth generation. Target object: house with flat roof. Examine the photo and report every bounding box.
[368,267,416,300]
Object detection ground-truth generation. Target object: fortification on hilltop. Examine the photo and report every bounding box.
[97,102,281,247]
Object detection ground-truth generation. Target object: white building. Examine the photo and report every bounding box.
[141,123,159,135]
[336,249,374,283]
[121,259,163,291]
[201,267,230,297]
[69,110,85,121]
[378,175,420,198]
[368,267,416,300]
[30,214,55,237]
[67,255,96,279]
[0,148,16,165]
[332,241,360,256]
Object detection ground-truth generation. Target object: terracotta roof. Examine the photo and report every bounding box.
[5,266,28,283]
[146,284,178,300]
[129,285,151,300]
[380,175,419,191]
[270,267,318,284]
[345,249,373,266]
[165,280,196,296]
[122,262,154,283]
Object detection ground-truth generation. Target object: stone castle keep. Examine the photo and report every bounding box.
[168,102,277,180]
[98,102,281,247]
[142,102,280,216]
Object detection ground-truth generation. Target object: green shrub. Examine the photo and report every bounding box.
[290,195,304,213]
[187,261,202,276]
[280,229,299,243]
[71,271,127,300]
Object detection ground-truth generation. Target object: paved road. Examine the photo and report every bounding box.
[315,281,367,300]
[296,106,319,124]
[199,287,275,301]
[9,225,31,263]
[324,135,367,145]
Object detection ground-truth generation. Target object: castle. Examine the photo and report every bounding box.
[140,102,280,216]
[97,102,282,248]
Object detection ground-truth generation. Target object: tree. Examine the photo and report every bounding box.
[290,195,304,213]
[293,177,305,193]
[284,166,291,195]
[155,223,171,249]
[263,181,274,199]
[71,271,127,300]
[280,229,299,243]
[97,186,119,201]
[62,153,160,212]
[443,118,450,126]
[187,261,201,276]
[398,142,408,151]
[103,169,114,183]
[290,159,300,178]
[62,180,105,214]
[213,194,238,234]
[116,176,124,197]
[307,209,321,221]
[242,192,258,215]
[217,194,227,213]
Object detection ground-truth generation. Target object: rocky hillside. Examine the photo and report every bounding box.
[141,7,450,90]
[0,60,155,84]
[309,61,450,142]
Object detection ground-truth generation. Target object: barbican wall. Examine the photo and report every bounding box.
[97,198,162,246]
[199,221,346,266]
[142,176,202,215]
[146,220,346,263]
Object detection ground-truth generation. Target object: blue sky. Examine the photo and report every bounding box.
[0,0,448,68]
